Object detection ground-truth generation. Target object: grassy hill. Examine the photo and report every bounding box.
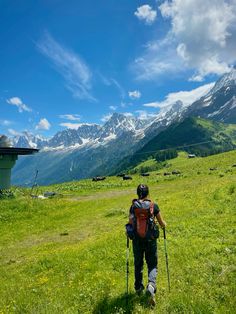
[114,117,236,173]
[0,150,236,313]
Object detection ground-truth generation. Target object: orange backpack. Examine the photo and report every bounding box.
[133,201,155,238]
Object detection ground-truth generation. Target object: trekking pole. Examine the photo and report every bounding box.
[126,236,129,295]
[163,228,170,292]
[30,169,38,196]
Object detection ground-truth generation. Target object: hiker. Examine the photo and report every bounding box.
[126,184,166,306]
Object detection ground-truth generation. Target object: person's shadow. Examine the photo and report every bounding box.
[92,292,151,314]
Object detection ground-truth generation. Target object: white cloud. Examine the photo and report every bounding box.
[133,0,236,81]
[6,97,32,113]
[59,114,81,121]
[122,111,156,120]
[110,78,126,99]
[1,120,12,126]
[159,0,236,79]
[7,128,21,136]
[36,118,51,130]
[123,112,134,117]
[37,32,96,101]
[129,90,141,99]
[109,105,117,111]
[143,82,215,109]
[99,74,126,99]
[135,110,157,120]
[60,123,81,129]
[135,5,157,25]
[99,73,112,86]
[101,113,112,122]
[132,40,184,80]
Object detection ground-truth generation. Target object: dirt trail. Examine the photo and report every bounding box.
[66,188,134,201]
[65,183,169,201]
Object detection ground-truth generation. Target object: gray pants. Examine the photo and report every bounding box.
[132,237,157,292]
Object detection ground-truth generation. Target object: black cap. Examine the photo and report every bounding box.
[137,184,149,199]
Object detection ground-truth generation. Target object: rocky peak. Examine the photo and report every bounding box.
[209,68,236,95]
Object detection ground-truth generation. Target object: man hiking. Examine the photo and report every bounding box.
[126,184,166,306]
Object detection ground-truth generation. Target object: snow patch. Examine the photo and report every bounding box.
[207,110,221,118]
[207,96,236,117]
[230,96,236,109]
[81,138,91,145]
[28,141,37,148]
[103,133,117,142]
[210,68,236,95]
[202,101,212,107]
[203,95,212,103]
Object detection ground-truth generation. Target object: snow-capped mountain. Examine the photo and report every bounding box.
[11,132,48,149]
[11,68,236,185]
[143,100,184,140]
[11,113,156,185]
[97,113,138,140]
[47,124,101,149]
[185,67,236,123]
[96,113,154,143]
[11,113,153,151]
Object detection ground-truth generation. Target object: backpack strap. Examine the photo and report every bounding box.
[150,202,154,216]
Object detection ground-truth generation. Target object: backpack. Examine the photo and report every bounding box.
[132,200,159,239]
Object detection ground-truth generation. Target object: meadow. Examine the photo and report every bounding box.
[0,151,236,313]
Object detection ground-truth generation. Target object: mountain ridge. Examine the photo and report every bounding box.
[10,68,236,185]
[112,117,236,173]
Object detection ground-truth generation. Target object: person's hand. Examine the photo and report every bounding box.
[161,221,167,229]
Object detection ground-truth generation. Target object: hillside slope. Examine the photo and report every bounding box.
[1,150,236,313]
[114,117,236,173]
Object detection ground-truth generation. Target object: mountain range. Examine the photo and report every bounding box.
[185,67,236,123]
[11,68,236,186]
[115,117,236,173]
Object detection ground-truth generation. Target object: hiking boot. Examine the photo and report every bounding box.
[135,285,144,296]
[146,283,156,307]
[148,295,156,307]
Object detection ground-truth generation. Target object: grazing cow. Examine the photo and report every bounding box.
[123,175,132,180]
[172,170,181,175]
[209,168,217,171]
[92,176,106,181]
[44,191,56,197]
[164,172,171,176]
[232,164,236,167]
[141,173,150,177]
[188,154,196,158]
[117,173,125,177]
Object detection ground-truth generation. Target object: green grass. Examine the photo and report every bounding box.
[0,151,236,313]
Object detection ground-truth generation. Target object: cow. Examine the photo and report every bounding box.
[116,173,125,177]
[188,154,196,158]
[123,175,132,180]
[164,172,171,176]
[232,164,236,167]
[141,173,150,177]
[92,176,106,181]
[43,191,57,197]
[172,170,181,175]
[209,168,217,171]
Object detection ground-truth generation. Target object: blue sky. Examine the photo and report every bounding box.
[1,0,236,137]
